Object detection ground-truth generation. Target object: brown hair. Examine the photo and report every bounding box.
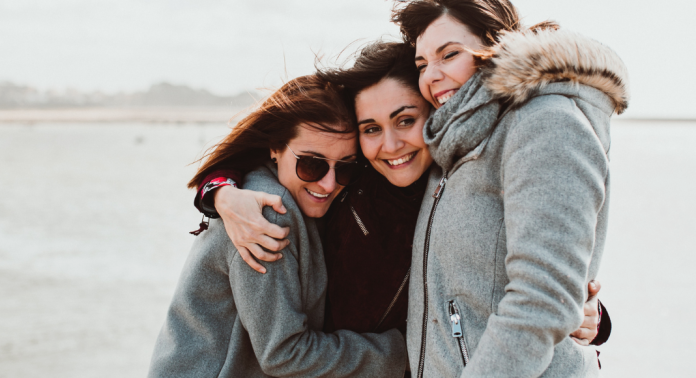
[392,0,558,57]
[316,41,419,109]
[188,75,355,189]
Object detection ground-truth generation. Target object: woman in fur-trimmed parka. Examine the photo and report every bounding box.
[393,1,630,377]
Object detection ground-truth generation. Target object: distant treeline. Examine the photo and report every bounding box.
[0,81,258,109]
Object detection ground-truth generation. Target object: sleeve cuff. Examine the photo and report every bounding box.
[194,177,237,218]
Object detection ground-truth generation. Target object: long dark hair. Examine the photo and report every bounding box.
[392,0,558,61]
[316,41,420,113]
[188,75,355,189]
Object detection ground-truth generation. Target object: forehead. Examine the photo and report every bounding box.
[415,14,477,56]
[291,124,357,156]
[355,79,424,117]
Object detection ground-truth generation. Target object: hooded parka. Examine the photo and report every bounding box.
[407,29,629,378]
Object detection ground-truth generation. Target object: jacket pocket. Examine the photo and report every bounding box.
[447,300,470,367]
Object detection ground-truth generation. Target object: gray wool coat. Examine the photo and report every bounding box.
[407,29,630,378]
[148,162,407,378]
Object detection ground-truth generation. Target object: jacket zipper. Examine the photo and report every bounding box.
[350,206,369,236]
[416,172,449,378]
[448,300,470,366]
[374,268,411,332]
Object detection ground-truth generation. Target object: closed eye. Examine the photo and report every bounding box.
[444,50,460,60]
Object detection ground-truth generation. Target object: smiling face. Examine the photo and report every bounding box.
[355,78,433,187]
[415,14,484,109]
[272,125,357,218]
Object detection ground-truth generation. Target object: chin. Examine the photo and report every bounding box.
[383,172,420,187]
[300,204,329,218]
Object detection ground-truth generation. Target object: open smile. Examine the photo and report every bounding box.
[434,89,458,105]
[305,188,330,202]
[384,151,418,168]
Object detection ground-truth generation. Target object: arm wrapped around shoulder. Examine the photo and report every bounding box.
[464,97,610,377]
[229,200,408,378]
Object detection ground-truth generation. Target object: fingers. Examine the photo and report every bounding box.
[247,216,289,244]
[583,296,600,318]
[257,234,291,253]
[580,312,600,330]
[587,279,602,300]
[247,243,283,263]
[261,222,290,241]
[258,193,287,214]
[238,246,267,274]
[570,322,598,345]
[570,336,590,346]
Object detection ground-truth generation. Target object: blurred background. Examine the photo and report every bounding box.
[0,0,694,377]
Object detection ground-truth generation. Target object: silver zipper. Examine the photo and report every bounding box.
[350,206,369,236]
[432,175,448,199]
[416,171,448,378]
[374,268,411,332]
[448,300,470,366]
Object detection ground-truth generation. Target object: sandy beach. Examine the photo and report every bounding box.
[0,120,694,377]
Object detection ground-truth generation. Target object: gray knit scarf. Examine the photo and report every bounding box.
[423,72,501,172]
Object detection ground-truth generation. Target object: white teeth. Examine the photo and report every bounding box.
[387,152,416,166]
[306,188,329,198]
[436,90,457,105]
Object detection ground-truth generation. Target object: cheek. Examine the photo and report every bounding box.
[450,55,478,84]
[359,135,380,162]
[405,122,428,149]
[276,156,299,190]
[419,78,436,107]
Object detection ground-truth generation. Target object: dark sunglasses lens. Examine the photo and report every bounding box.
[335,162,360,186]
[296,157,330,182]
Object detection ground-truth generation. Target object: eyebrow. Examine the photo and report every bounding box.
[414,41,462,61]
[390,105,417,119]
[357,105,418,126]
[300,150,357,161]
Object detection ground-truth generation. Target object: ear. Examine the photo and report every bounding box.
[270,149,278,163]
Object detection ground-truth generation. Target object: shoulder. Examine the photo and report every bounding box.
[243,164,310,249]
[186,218,236,270]
[514,89,582,121]
[503,86,599,143]
[243,164,290,199]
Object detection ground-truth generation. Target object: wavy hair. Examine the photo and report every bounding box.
[188,75,354,189]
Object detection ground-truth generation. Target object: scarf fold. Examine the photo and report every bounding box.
[423,72,501,172]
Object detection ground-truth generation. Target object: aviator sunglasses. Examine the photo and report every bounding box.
[285,144,361,186]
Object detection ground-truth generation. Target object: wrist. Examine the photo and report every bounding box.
[200,177,237,216]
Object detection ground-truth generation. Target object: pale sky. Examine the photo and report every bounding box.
[1,0,693,118]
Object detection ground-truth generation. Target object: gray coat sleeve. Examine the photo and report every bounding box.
[463,99,609,377]
[229,205,408,378]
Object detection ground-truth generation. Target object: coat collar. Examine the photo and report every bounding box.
[482,28,630,115]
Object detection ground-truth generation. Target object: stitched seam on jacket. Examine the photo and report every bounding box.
[490,218,506,313]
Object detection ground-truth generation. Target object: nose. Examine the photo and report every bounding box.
[422,63,444,86]
[316,167,338,194]
[382,128,405,154]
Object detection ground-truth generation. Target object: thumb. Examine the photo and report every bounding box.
[258,193,287,214]
[587,280,601,300]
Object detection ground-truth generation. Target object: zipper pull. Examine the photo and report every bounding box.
[432,174,448,199]
[449,302,463,337]
[450,313,462,337]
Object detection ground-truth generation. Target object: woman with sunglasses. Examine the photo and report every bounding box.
[148,75,409,377]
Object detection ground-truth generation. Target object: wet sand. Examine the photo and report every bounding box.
[0,120,694,377]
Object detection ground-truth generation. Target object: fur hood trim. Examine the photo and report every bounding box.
[483,29,630,114]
